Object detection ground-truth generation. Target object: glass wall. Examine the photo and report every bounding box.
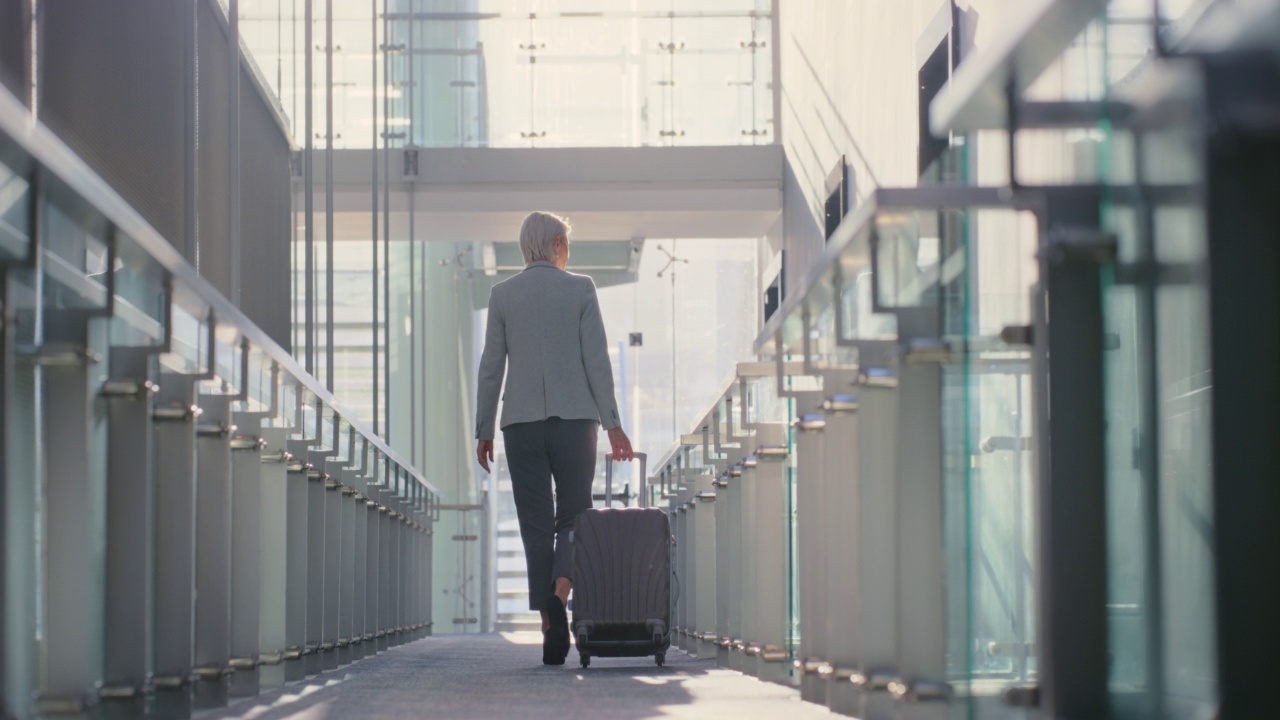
[241,0,775,149]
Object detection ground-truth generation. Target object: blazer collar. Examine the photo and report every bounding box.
[524,261,560,271]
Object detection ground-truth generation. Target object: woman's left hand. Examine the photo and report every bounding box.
[608,427,634,461]
[476,439,495,473]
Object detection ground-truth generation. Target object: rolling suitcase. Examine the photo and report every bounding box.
[572,451,672,668]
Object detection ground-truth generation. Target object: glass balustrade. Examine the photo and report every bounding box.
[645,2,1252,718]
[0,77,436,718]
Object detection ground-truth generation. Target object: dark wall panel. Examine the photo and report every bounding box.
[238,67,292,351]
[197,0,232,300]
[39,0,291,351]
[0,0,26,102]
[39,0,186,245]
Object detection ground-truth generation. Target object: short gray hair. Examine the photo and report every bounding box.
[518,211,570,264]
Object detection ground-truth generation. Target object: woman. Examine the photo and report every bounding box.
[474,211,634,666]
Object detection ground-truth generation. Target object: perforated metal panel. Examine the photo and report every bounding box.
[37,0,295,351]
[197,0,232,298]
[38,0,187,245]
[238,66,292,351]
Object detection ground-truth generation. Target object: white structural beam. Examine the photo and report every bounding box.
[307,145,784,243]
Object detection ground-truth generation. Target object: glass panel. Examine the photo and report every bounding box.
[1101,205,1151,702]
[244,0,775,148]
[1099,29,1217,717]
[240,0,305,128]
[244,346,275,414]
[836,223,897,343]
[941,206,1040,709]
[0,157,31,260]
[110,232,167,347]
[279,377,300,432]
[872,209,947,310]
[163,304,207,375]
[298,390,320,440]
[41,199,110,313]
[1154,269,1216,714]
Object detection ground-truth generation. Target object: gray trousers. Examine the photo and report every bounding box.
[502,418,598,611]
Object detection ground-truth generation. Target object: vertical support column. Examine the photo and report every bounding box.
[388,481,404,644]
[674,502,689,653]
[2,266,40,720]
[739,452,760,678]
[402,484,416,640]
[1033,228,1112,719]
[680,476,695,646]
[714,471,733,668]
[349,454,370,660]
[894,312,947,718]
[377,473,393,651]
[427,486,437,632]
[753,423,789,685]
[794,409,828,705]
[851,384,899,720]
[229,411,267,696]
[1202,53,1280,720]
[258,427,291,688]
[193,394,234,708]
[693,491,718,659]
[364,464,382,653]
[413,485,428,639]
[401,490,413,641]
[414,484,428,638]
[283,438,314,681]
[339,466,358,664]
[687,489,700,655]
[96,347,155,714]
[153,374,200,719]
[725,462,745,671]
[305,446,335,674]
[101,348,158,718]
[37,311,109,717]
[322,457,345,669]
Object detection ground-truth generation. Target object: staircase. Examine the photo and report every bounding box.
[494,524,540,632]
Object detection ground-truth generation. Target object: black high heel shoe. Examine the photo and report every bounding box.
[542,595,570,665]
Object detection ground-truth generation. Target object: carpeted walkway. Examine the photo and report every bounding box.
[201,633,832,719]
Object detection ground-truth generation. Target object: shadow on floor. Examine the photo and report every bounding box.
[199,633,790,720]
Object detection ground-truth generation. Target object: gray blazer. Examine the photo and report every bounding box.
[475,261,621,440]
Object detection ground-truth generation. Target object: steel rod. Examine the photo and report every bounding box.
[371,0,380,435]
[381,0,391,441]
[230,0,242,307]
[324,0,334,391]
[303,0,315,374]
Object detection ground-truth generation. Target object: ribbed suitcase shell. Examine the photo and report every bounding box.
[572,508,671,662]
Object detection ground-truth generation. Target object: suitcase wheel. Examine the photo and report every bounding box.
[655,653,665,667]
[580,654,590,668]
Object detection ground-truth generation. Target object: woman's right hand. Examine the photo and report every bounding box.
[608,427,634,461]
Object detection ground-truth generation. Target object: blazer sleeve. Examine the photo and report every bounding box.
[475,285,507,440]
[579,279,622,431]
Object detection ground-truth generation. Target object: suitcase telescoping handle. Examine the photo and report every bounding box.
[604,451,648,509]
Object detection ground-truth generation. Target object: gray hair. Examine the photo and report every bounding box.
[518,211,570,264]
